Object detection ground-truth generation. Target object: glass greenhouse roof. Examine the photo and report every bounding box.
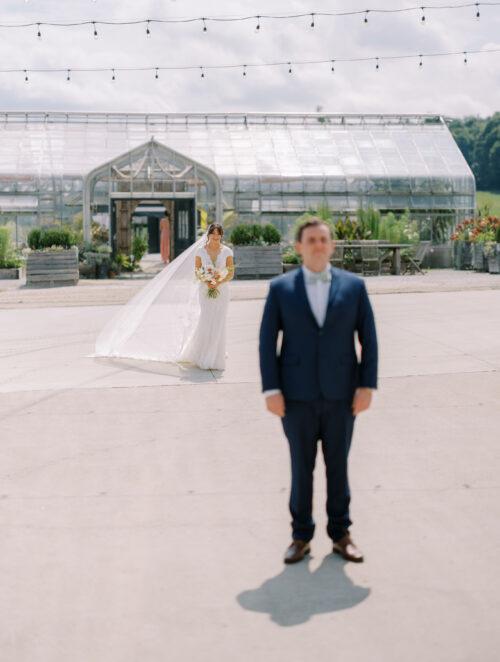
[0,112,473,182]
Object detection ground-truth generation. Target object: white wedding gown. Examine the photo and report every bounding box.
[179,244,233,370]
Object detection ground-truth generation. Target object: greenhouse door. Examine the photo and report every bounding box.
[173,198,196,257]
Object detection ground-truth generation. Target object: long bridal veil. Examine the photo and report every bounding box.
[93,233,207,362]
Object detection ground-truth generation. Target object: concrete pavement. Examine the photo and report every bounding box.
[0,274,499,661]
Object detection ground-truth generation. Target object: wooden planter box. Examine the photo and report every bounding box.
[233,245,282,279]
[486,244,500,274]
[282,263,301,273]
[472,243,487,272]
[0,267,23,279]
[453,241,473,270]
[26,247,79,287]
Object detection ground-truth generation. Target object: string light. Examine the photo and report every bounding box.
[66,69,71,81]
[111,68,116,81]
[92,22,98,39]
[419,54,424,67]
[24,69,28,83]
[2,4,498,36]
[9,46,500,83]
[146,20,151,37]
[36,23,41,39]
[331,59,335,73]
[242,64,247,77]
[155,67,159,79]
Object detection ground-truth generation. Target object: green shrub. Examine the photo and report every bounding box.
[28,225,76,250]
[261,224,281,245]
[230,223,282,246]
[230,224,260,246]
[115,252,135,272]
[282,247,301,264]
[0,227,22,268]
[132,233,148,263]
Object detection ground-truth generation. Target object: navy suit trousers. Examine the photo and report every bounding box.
[281,398,355,543]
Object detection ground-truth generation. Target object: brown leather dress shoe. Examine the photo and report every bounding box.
[284,540,311,564]
[332,534,364,563]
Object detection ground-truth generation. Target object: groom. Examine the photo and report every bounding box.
[259,218,378,564]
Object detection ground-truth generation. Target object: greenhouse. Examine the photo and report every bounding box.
[0,111,475,256]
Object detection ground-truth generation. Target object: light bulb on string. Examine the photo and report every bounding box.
[475,3,480,19]
[202,18,207,32]
[419,54,423,68]
[111,68,116,81]
[24,69,28,83]
[66,69,71,82]
[375,57,380,71]
[155,67,159,79]
[288,62,293,74]
[36,23,42,39]
[255,16,261,31]
[331,60,335,73]
[364,11,369,24]
[421,7,426,23]
[146,21,151,37]
[310,13,315,28]
[463,51,468,64]
[242,65,247,77]
[93,22,98,39]
[200,66,205,78]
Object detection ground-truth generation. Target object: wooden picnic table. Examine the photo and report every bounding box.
[342,242,411,275]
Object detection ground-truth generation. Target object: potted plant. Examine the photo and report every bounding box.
[230,223,282,278]
[451,219,474,270]
[469,217,499,272]
[26,226,79,287]
[0,227,23,279]
[484,222,500,274]
[282,247,301,272]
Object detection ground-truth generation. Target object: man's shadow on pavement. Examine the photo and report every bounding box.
[237,554,370,627]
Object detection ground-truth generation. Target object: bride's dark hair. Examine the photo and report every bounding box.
[206,223,224,244]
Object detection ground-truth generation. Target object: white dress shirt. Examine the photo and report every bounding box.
[264,265,332,398]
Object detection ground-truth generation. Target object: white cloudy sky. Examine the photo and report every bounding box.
[0,0,498,117]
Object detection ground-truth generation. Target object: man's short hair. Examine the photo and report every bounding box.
[296,217,333,242]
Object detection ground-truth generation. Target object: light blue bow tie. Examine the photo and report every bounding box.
[305,269,332,285]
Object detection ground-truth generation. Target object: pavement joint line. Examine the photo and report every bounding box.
[0,366,498,398]
[1,485,498,501]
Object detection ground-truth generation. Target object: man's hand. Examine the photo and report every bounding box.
[266,393,286,418]
[352,387,373,416]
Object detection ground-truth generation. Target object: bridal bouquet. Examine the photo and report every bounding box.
[196,265,228,298]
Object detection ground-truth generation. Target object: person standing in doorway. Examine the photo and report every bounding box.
[160,213,171,264]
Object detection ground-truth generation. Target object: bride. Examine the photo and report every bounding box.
[93,222,234,370]
[180,223,234,370]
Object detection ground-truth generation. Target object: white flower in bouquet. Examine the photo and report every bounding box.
[196,265,228,298]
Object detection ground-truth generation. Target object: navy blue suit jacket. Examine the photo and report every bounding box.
[259,267,378,401]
